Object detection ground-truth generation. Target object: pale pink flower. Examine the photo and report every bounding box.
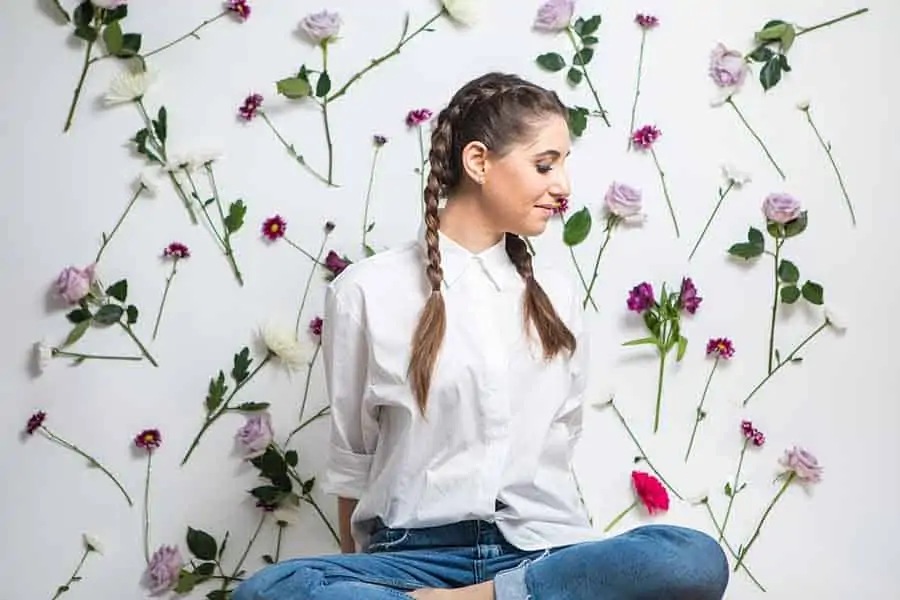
[762,193,802,223]
[534,0,575,32]
[144,545,183,594]
[236,412,274,458]
[299,10,342,44]
[55,264,96,304]
[780,446,822,483]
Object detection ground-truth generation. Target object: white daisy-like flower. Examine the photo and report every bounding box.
[721,163,751,187]
[442,0,480,25]
[136,172,157,196]
[796,99,810,111]
[34,340,53,373]
[83,533,104,554]
[105,67,157,106]
[260,323,312,373]
[824,306,847,332]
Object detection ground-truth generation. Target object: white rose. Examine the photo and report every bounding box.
[442,0,481,26]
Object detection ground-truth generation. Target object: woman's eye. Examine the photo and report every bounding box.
[536,164,553,174]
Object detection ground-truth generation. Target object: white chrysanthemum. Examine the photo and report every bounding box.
[105,67,157,105]
[442,0,480,25]
[796,99,810,111]
[83,533,104,554]
[136,172,157,196]
[34,340,53,373]
[721,164,751,187]
[824,306,847,332]
[260,324,312,373]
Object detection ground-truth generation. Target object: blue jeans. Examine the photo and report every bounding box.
[232,518,728,599]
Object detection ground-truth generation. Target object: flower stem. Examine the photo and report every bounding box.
[51,548,90,600]
[720,439,748,541]
[743,320,828,406]
[699,500,766,591]
[143,453,153,564]
[118,322,159,367]
[605,399,683,500]
[688,181,734,261]
[653,343,667,433]
[803,109,856,225]
[294,236,327,336]
[303,493,341,546]
[205,164,245,286]
[362,146,384,255]
[796,8,869,37]
[258,111,333,186]
[296,344,321,424]
[181,354,272,466]
[649,147,679,237]
[734,473,794,571]
[627,30,648,149]
[602,500,637,533]
[222,512,267,591]
[320,49,336,186]
[767,239,783,375]
[416,126,427,220]
[285,405,330,444]
[726,97,785,180]
[63,38,95,133]
[274,523,285,563]
[152,260,179,340]
[582,223,614,310]
[141,12,228,60]
[565,27,610,126]
[284,236,323,265]
[52,349,143,362]
[569,246,598,312]
[95,185,146,265]
[685,358,718,462]
[41,428,133,506]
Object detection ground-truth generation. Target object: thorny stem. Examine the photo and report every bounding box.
[734,473,795,571]
[699,500,766,591]
[688,181,735,261]
[205,163,245,286]
[63,38,95,133]
[274,523,285,563]
[95,185,146,265]
[726,97,785,180]
[320,44,336,185]
[258,111,333,186]
[649,147,679,237]
[41,427,133,506]
[627,30,648,149]
[796,8,869,37]
[803,109,856,225]
[582,222,614,310]
[51,548,90,600]
[362,145,384,255]
[719,439,748,541]
[119,322,159,367]
[142,12,228,60]
[767,239,784,375]
[303,494,341,546]
[684,358,718,462]
[284,237,323,265]
[285,405,330,444]
[743,320,829,406]
[221,512,267,592]
[565,27,610,126]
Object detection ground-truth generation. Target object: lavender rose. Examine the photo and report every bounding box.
[780,446,823,483]
[604,182,643,218]
[144,545,183,595]
[533,0,574,32]
[762,193,802,223]
[709,43,748,88]
[55,264,95,304]
[299,10,342,44]
[236,412,274,458]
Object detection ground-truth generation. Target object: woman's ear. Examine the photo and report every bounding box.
[460,140,489,185]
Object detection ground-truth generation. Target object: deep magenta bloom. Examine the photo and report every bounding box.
[26,411,47,435]
[635,13,659,28]
[163,242,190,259]
[679,277,702,314]
[631,124,661,149]
[227,0,251,20]
[406,108,433,127]
[627,282,655,312]
[706,337,735,359]
[262,215,286,240]
[134,429,162,451]
[373,134,388,146]
[239,93,263,120]
[309,317,323,336]
[552,197,569,215]
[741,420,766,447]
[324,251,351,277]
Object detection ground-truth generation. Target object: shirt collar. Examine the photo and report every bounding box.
[416,225,518,291]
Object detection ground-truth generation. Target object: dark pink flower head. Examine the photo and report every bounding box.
[406,108,433,127]
[256,498,278,512]
[627,282,655,313]
[134,428,162,451]
[552,197,569,215]
[631,124,661,149]
[262,215,286,241]
[635,14,659,28]
[324,221,336,234]
[706,337,734,359]
[373,134,388,146]
[227,0,251,20]
[163,242,190,259]
[324,251,351,278]
[238,93,263,120]
[678,277,702,314]
[26,411,46,435]
[741,420,765,447]
[309,316,323,337]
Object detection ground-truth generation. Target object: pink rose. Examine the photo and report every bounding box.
[144,545,182,595]
[709,43,748,89]
[236,412,274,458]
[299,10,342,44]
[780,446,822,483]
[604,182,643,219]
[533,0,575,32]
[762,193,802,223]
[55,264,96,304]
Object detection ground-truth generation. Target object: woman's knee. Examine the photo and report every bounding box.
[636,524,729,598]
[231,558,329,600]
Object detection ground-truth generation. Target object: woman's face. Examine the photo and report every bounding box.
[480,114,572,237]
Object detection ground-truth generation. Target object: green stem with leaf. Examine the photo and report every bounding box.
[602,500,637,533]
[726,97,785,180]
[734,472,795,571]
[688,181,735,261]
[767,239,784,374]
[627,29,648,148]
[320,44,336,185]
[582,220,614,310]
[564,27,610,126]
[63,36,96,133]
[51,547,91,600]
[118,322,158,367]
[743,320,828,406]
[258,111,332,186]
[649,147,679,237]
[285,405,330,445]
[204,163,244,286]
[802,108,856,225]
[142,12,228,60]
[152,259,180,340]
[362,144,384,256]
[684,357,718,462]
[719,438,749,542]
[698,499,766,591]
[220,512,267,592]
[95,184,147,265]
[40,427,133,506]
[796,8,869,37]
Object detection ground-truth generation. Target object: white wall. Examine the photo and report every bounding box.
[2,0,898,598]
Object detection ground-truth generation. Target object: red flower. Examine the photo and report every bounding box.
[631,471,669,514]
[134,429,162,451]
[26,411,46,435]
[262,215,286,240]
[406,108,433,127]
[309,317,323,336]
[227,0,251,20]
[631,124,661,149]
[239,93,263,120]
[324,251,350,277]
[163,242,190,259]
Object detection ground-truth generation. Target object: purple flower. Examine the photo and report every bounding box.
[144,545,183,595]
[238,93,263,120]
[55,264,96,304]
[163,242,190,259]
[299,10,342,44]
[309,316,323,337]
[762,193,802,224]
[552,197,569,215]
[226,0,250,20]
[324,250,351,277]
[236,412,274,459]
[635,14,659,29]
[134,429,162,451]
[406,108,433,127]
[706,337,735,359]
[324,220,336,234]
[627,282,655,313]
[631,124,661,149]
[373,134,388,146]
[780,446,822,482]
[741,420,765,447]
[26,411,47,435]
[604,181,643,219]
[533,0,575,32]
[678,277,702,314]
[709,43,748,89]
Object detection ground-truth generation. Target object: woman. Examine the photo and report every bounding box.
[234,72,728,600]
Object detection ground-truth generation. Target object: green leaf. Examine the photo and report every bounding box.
[285,450,298,467]
[276,77,311,99]
[727,242,763,260]
[622,336,658,347]
[74,25,98,42]
[567,106,589,137]
[573,47,594,66]
[316,72,331,97]
[186,527,218,561]
[261,450,287,479]
[236,402,270,411]
[206,371,227,412]
[580,15,601,36]
[676,335,688,361]
[66,308,92,324]
[366,222,375,233]
[780,285,800,304]
[103,4,127,23]
[801,281,824,305]
[119,33,141,57]
[195,562,216,577]
[174,571,197,594]
[93,304,124,325]
[748,46,774,62]
[73,1,94,28]
[755,22,788,42]
[783,211,808,237]
[302,476,316,495]
[780,26,797,53]
[724,482,733,497]
[760,57,782,91]
[232,347,251,383]
[777,259,799,283]
[250,485,283,505]
[748,227,765,248]
[262,554,275,565]
[106,279,128,303]
[536,52,566,72]
[581,35,599,45]
[206,590,228,600]
[562,207,592,246]
[778,52,792,72]
[566,68,583,85]
[572,17,585,35]
[225,200,247,234]
[126,305,138,325]
[63,320,91,348]
[153,106,168,145]
[102,21,124,54]
[364,244,375,258]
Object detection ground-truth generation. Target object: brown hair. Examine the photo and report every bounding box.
[408,72,577,415]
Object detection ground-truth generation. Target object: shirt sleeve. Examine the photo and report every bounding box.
[320,282,378,499]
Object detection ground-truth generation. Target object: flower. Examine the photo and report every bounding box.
[706,337,735,359]
[324,251,351,277]
[163,242,190,259]
[236,412,274,458]
[762,192,802,224]
[137,172,158,195]
[626,282,654,313]
[552,197,569,215]
[324,220,336,234]
[26,411,47,435]
[708,43,748,89]
[273,506,300,526]
[91,0,126,8]
[260,323,311,372]
[631,471,669,514]
[796,99,810,111]
[635,13,659,28]
[134,429,162,451]
[227,0,251,20]
[824,306,847,332]
[55,263,96,304]
[144,545,183,595]
[309,316,323,337]
[373,134,388,146]
[441,0,480,25]
[186,150,222,170]
[604,182,643,219]
[741,420,765,447]
[83,533,104,554]
[299,10,342,44]
[406,108,433,127]
[722,164,751,186]
[105,67,156,105]
[34,340,53,373]
[262,215,287,240]
[780,446,822,483]
[533,0,575,32]
[678,277,702,314]
[630,124,661,149]
[238,93,263,120]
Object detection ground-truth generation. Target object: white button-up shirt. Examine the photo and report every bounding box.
[320,231,602,551]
